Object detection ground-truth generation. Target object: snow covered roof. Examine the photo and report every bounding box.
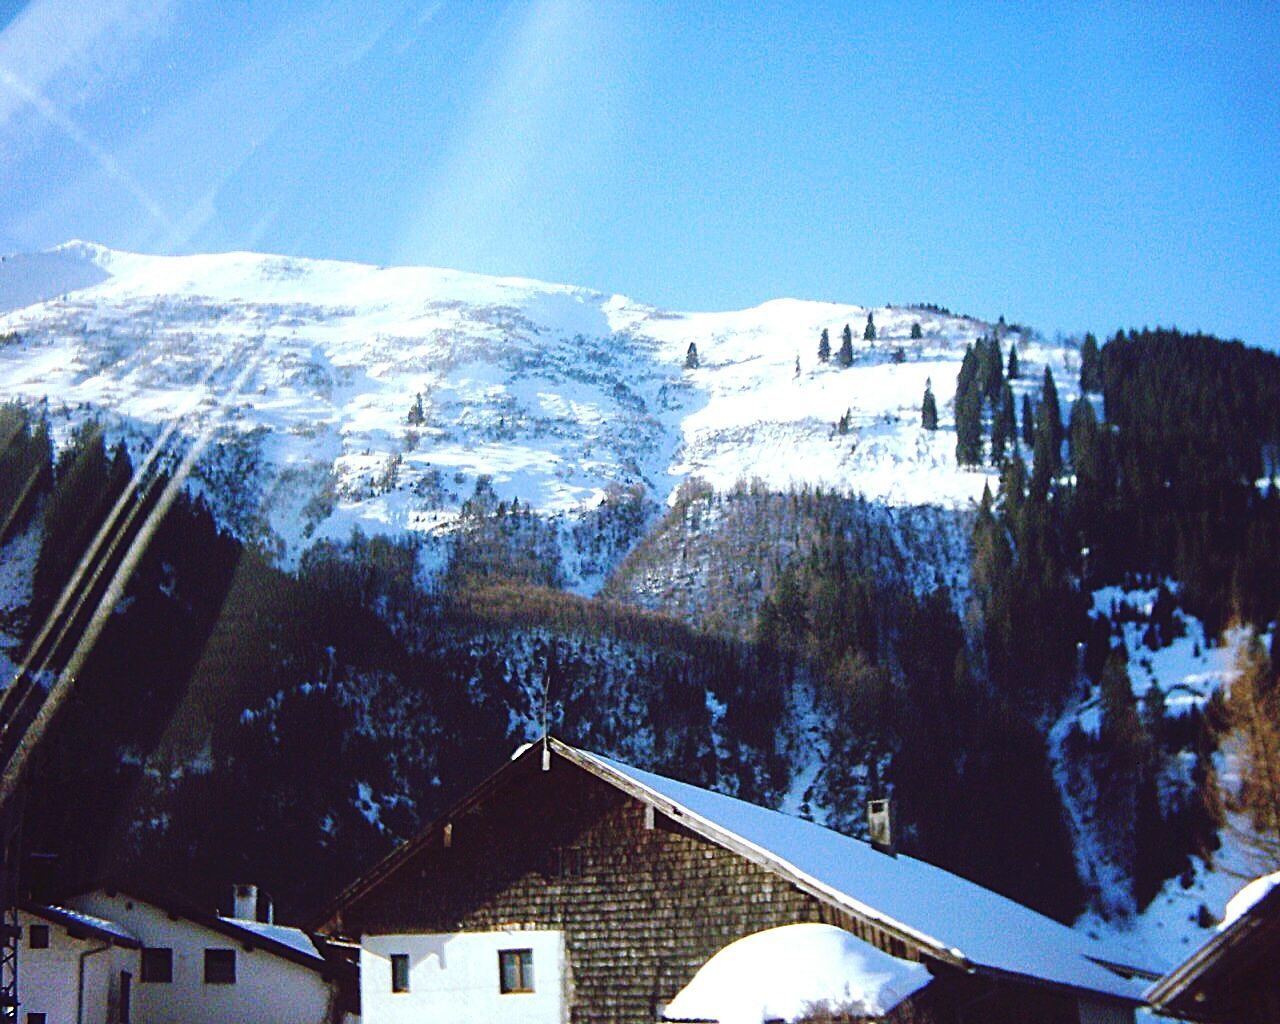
[1218,869,1280,931]
[1148,868,1280,1014]
[66,885,329,973]
[662,923,931,1024]
[217,916,323,962]
[22,901,141,948]
[557,741,1151,1003]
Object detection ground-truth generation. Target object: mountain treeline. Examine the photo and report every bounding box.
[1,413,792,919]
[4,322,1279,929]
[949,326,1280,912]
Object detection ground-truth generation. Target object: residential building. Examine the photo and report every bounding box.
[317,737,1155,1024]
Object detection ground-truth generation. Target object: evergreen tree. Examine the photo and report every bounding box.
[0,402,52,544]
[1021,393,1035,449]
[685,342,700,369]
[1007,342,1020,379]
[957,343,980,399]
[1080,332,1103,393]
[1041,367,1064,458]
[955,382,984,466]
[955,344,984,466]
[974,336,994,399]
[911,321,923,340]
[1031,390,1063,501]
[818,328,831,363]
[863,313,876,342]
[984,335,1005,401]
[839,325,854,367]
[1068,397,1106,571]
[406,392,425,425]
[921,380,939,431]
[991,383,1016,465]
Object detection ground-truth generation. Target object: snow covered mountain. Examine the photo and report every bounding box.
[0,242,1075,579]
[6,241,1264,968]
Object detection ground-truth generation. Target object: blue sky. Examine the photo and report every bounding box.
[1,0,1277,347]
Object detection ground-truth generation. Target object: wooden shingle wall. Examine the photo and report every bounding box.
[344,758,857,1023]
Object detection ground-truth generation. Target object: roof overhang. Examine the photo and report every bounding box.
[1147,885,1280,1018]
[315,737,1148,1006]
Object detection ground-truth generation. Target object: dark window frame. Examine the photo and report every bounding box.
[119,970,132,1024]
[140,947,173,983]
[203,948,236,984]
[27,924,49,950]
[498,948,534,994]
[553,846,582,879]
[390,953,410,993]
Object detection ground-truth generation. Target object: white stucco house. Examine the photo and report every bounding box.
[17,902,141,1024]
[17,884,344,1024]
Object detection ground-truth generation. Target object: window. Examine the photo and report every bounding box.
[203,948,236,984]
[553,846,582,879]
[390,953,410,993]
[26,1014,46,1024]
[119,971,132,1024]
[498,949,534,993]
[27,925,49,949]
[141,948,173,983]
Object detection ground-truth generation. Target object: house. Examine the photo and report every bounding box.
[29,885,344,1024]
[1147,870,1280,1023]
[16,902,140,1024]
[316,737,1155,1024]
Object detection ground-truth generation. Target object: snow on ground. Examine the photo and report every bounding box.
[1087,586,1245,714]
[0,243,1065,584]
[662,923,931,1024]
[0,525,40,689]
[1055,588,1273,964]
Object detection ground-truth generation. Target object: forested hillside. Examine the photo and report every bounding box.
[2,290,1279,954]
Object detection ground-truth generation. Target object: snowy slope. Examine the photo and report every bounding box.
[0,242,1075,576]
[1052,589,1274,967]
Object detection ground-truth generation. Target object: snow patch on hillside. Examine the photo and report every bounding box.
[0,525,40,687]
[0,244,1070,586]
[1055,589,1268,964]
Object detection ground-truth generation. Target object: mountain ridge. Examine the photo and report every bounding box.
[0,241,1047,585]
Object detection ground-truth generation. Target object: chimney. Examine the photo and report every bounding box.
[868,799,896,857]
[231,884,273,923]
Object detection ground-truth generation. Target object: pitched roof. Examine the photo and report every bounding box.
[21,901,141,948]
[324,738,1154,1004]
[565,743,1150,1003]
[69,886,328,975]
[1146,871,1280,1018]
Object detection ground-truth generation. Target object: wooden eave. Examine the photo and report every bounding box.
[20,901,141,950]
[69,885,330,977]
[1147,885,1280,1019]
[316,739,967,969]
[315,737,1147,1006]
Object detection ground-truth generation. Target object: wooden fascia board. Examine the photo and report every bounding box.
[312,744,544,932]
[967,961,1145,1010]
[20,902,142,950]
[81,888,327,975]
[1147,895,1280,1013]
